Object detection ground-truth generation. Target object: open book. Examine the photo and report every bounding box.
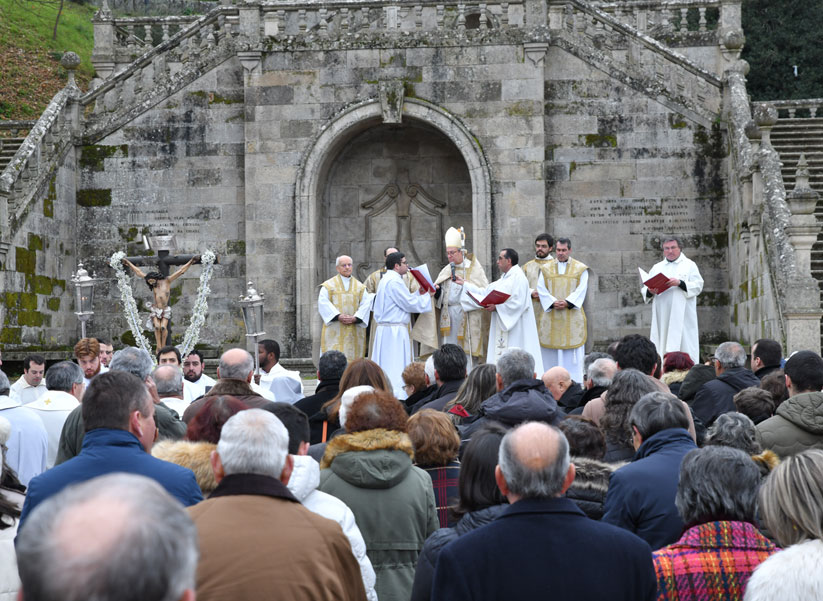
[638,268,673,295]
[467,289,511,307]
[409,265,436,294]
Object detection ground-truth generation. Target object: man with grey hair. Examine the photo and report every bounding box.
[27,361,84,467]
[460,348,563,440]
[693,341,759,428]
[578,356,617,411]
[603,391,697,549]
[153,364,187,417]
[432,422,656,601]
[189,409,367,600]
[0,370,48,486]
[182,348,276,422]
[318,254,372,362]
[17,473,199,601]
[652,446,777,599]
[56,347,187,465]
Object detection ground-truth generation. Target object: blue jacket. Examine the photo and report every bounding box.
[602,427,697,550]
[19,428,203,530]
[432,497,656,601]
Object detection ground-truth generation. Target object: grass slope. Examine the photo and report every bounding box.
[0,0,96,120]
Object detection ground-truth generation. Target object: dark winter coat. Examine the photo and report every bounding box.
[564,456,620,519]
[412,379,464,414]
[602,427,697,550]
[692,367,760,427]
[678,364,716,402]
[410,504,507,601]
[556,381,585,412]
[295,378,340,444]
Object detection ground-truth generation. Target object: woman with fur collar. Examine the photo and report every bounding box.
[319,390,438,601]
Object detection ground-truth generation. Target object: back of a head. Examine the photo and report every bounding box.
[218,409,289,478]
[558,416,606,460]
[345,390,408,434]
[614,334,658,375]
[675,446,761,527]
[109,347,154,381]
[663,351,694,373]
[16,473,198,601]
[152,365,184,396]
[450,364,498,412]
[759,449,823,547]
[705,411,762,455]
[733,387,775,425]
[760,371,789,406]
[497,348,535,388]
[784,350,823,393]
[324,359,392,419]
[407,409,460,467]
[424,356,436,384]
[265,402,310,454]
[629,391,690,440]
[583,352,611,376]
[218,348,254,380]
[498,422,570,500]
[402,362,428,391]
[338,385,375,429]
[318,350,347,381]
[605,368,658,406]
[453,423,507,519]
[753,338,782,368]
[433,344,468,382]
[714,341,746,369]
[83,371,149,432]
[45,361,83,393]
[588,358,617,388]
[185,395,250,443]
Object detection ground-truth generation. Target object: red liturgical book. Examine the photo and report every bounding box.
[643,273,673,295]
[409,268,436,294]
[467,290,511,307]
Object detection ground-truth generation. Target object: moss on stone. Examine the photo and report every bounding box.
[34,276,53,295]
[669,114,688,129]
[698,291,730,307]
[46,297,61,311]
[43,178,56,218]
[569,161,577,176]
[403,80,416,99]
[118,226,139,242]
[227,239,246,255]
[19,292,37,311]
[27,233,43,252]
[505,101,533,117]
[0,327,21,345]
[583,134,617,148]
[168,283,182,307]
[17,311,46,327]
[15,247,36,274]
[79,145,128,172]
[121,330,137,346]
[77,189,112,207]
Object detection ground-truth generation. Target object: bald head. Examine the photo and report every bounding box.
[152,364,184,398]
[218,348,255,382]
[542,366,572,400]
[496,422,575,503]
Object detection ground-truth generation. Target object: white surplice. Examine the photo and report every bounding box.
[183,373,217,403]
[9,376,48,406]
[462,264,544,374]
[318,276,372,325]
[25,389,79,468]
[372,269,433,397]
[642,253,703,365]
[536,261,589,381]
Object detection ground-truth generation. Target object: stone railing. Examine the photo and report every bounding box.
[0,67,79,254]
[112,16,200,55]
[724,61,822,352]
[549,0,722,122]
[590,0,723,38]
[0,121,36,139]
[754,98,823,120]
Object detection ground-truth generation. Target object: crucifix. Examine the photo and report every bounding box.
[119,234,216,350]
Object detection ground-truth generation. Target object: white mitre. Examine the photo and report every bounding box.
[445,226,463,249]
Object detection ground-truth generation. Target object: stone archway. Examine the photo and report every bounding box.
[294,97,493,354]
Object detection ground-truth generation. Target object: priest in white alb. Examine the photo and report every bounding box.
[461,248,544,374]
[412,226,488,366]
[642,236,703,364]
[365,246,418,357]
[318,255,372,361]
[536,237,589,382]
[372,251,435,397]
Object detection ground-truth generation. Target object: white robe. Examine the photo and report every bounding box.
[0,396,48,486]
[372,269,433,397]
[318,276,372,326]
[25,390,79,468]
[183,373,217,403]
[642,253,703,365]
[536,261,589,381]
[260,362,304,403]
[9,377,48,406]
[462,265,544,374]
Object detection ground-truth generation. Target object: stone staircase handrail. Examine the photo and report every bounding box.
[753,99,823,119]
[590,0,722,35]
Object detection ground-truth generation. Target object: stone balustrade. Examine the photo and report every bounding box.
[0,121,36,138]
[112,15,199,54]
[590,0,722,38]
[754,98,823,119]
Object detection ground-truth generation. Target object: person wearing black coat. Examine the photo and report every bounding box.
[692,342,760,427]
[295,350,347,444]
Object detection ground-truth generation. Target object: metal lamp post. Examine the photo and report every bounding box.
[239,281,266,378]
[71,262,98,338]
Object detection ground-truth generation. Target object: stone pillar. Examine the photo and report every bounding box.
[754,103,777,149]
[786,155,820,277]
[719,0,742,31]
[91,0,115,86]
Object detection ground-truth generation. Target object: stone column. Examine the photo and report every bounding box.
[786,155,820,277]
[91,0,115,86]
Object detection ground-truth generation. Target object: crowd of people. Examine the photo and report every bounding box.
[1,323,822,601]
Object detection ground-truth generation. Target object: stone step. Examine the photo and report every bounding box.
[0,138,24,171]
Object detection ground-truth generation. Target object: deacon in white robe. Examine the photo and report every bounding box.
[318,256,372,362]
[27,389,81,468]
[461,249,544,374]
[183,373,216,403]
[10,357,48,406]
[536,238,589,382]
[365,246,419,358]
[372,252,435,397]
[642,237,704,365]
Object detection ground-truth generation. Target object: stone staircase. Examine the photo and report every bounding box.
[0,138,25,172]
[770,118,823,194]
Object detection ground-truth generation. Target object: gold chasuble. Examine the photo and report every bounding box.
[320,275,369,361]
[523,258,555,349]
[543,258,588,349]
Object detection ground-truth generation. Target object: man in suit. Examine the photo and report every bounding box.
[432,421,656,601]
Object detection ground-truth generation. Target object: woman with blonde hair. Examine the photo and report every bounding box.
[744,449,823,600]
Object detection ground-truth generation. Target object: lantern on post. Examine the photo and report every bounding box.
[239,281,266,376]
[71,262,98,338]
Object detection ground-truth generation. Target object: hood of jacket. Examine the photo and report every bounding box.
[481,378,561,426]
[320,428,415,489]
[151,439,217,494]
[287,453,321,501]
[776,391,823,435]
[716,367,761,391]
[661,370,689,386]
[635,427,696,460]
[568,456,621,495]
[454,504,508,535]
